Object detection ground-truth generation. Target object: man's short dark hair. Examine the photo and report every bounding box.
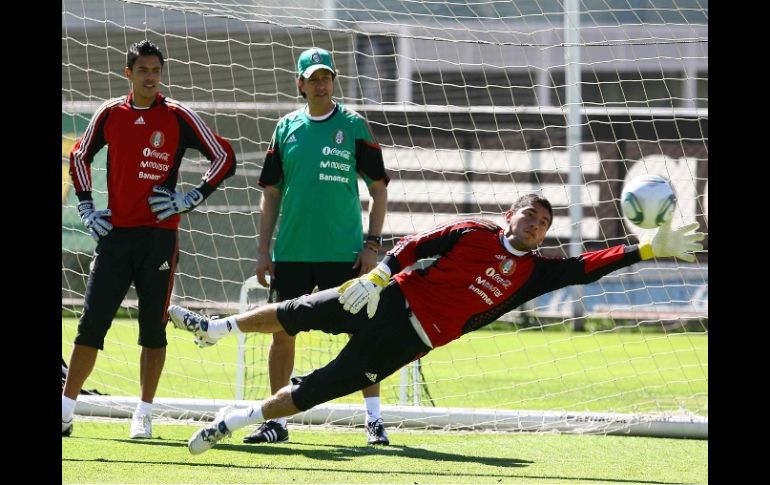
[511,194,553,228]
[127,40,165,69]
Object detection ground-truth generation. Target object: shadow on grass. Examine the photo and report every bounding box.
[63,437,686,483]
[62,456,683,484]
[71,435,530,467]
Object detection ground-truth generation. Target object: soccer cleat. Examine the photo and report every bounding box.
[168,305,220,348]
[365,418,390,445]
[193,334,219,348]
[62,418,73,437]
[188,408,232,455]
[129,413,152,439]
[242,420,289,444]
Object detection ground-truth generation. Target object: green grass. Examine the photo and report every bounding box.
[63,318,708,415]
[62,421,707,484]
[421,329,708,413]
[63,318,707,483]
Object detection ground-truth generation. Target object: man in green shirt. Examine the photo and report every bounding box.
[248,47,390,445]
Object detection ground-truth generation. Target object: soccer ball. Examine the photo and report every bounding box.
[621,175,677,229]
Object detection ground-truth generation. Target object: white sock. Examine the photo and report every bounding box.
[62,395,77,422]
[208,316,242,339]
[223,404,264,432]
[135,400,153,417]
[274,417,288,427]
[365,397,381,423]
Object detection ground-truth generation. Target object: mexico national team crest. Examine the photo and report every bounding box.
[500,258,516,275]
[150,131,165,148]
[334,130,345,144]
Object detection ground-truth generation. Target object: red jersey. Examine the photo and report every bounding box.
[69,92,236,230]
[386,219,641,348]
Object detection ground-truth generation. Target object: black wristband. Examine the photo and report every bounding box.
[195,181,215,199]
[365,235,383,246]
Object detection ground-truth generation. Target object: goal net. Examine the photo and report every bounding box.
[62,0,708,438]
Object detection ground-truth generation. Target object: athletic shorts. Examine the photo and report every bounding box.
[75,227,178,350]
[277,282,431,411]
[268,262,359,302]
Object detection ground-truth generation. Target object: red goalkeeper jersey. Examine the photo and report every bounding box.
[69,92,236,230]
[385,219,641,348]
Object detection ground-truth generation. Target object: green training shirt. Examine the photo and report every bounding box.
[258,103,389,262]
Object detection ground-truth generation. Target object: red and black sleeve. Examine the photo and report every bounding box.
[169,100,236,199]
[69,100,117,201]
[532,244,643,296]
[383,219,495,273]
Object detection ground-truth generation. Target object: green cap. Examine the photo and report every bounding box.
[297,48,336,79]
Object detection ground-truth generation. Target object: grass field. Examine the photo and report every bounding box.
[63,318,708,415]
[63,317,707,482]
[62,420,707,484]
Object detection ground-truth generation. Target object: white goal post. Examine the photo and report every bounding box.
[63,0,708,439]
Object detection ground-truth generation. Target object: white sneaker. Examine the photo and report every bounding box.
[168,305,220,348]
[62,418,73,437]
[188,408,232,455]
[129,413,152,439]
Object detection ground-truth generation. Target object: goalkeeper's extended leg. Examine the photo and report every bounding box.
[168,303,286,348]
[188,386,302,455]
[168,305,221,347]
[188,407,233,455]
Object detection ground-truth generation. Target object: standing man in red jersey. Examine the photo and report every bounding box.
[62,40,236,439]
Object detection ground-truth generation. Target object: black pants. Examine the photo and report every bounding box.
[269,261,359,302]
[278,282,431,411]
[75,227,178,350]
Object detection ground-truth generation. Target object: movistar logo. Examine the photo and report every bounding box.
[320,160,351,171]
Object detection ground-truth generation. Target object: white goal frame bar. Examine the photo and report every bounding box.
[75,395,707,439]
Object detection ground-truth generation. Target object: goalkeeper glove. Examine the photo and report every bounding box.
[77,201,113,241]
[338,264,390,318]
[639,220,705,263]
[148,185,204,221]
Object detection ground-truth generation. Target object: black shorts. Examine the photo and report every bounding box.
[277,282,432,411]
[269,262,359,302]
[75,227,178,350]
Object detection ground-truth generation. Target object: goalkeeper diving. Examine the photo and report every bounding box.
[168,193,704,455]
